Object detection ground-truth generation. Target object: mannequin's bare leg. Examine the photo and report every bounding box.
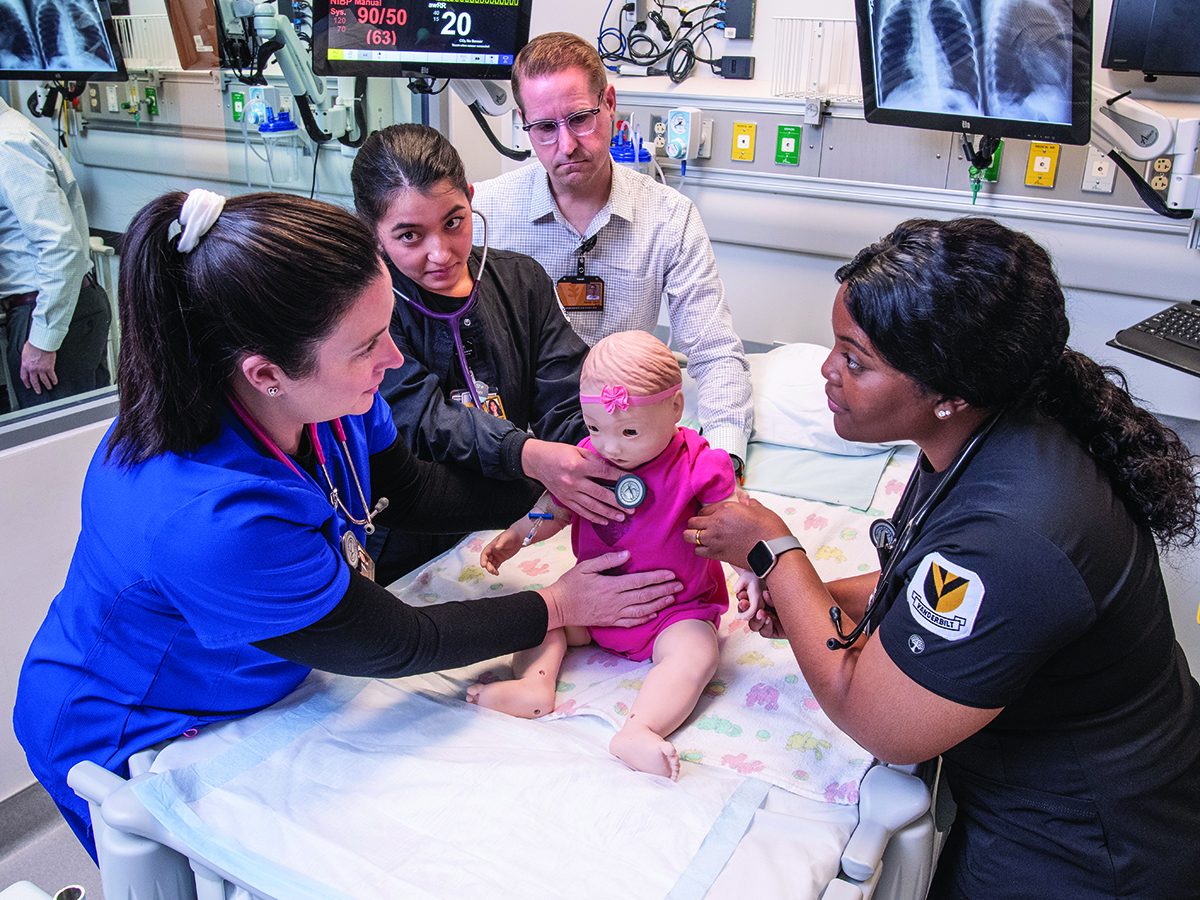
[467,626,589,718]
[609,619,719,779]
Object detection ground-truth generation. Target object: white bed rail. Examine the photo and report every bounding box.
[824,762,942,899]
[70,752,942,900]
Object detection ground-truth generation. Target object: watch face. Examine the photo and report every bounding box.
[747,540,773,578]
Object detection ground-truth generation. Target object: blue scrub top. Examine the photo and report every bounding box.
[13,394,397,852]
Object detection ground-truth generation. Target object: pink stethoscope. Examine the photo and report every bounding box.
[391,210,491,409]
[227,393,388,535]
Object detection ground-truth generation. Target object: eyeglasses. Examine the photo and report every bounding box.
[520,95,604,145]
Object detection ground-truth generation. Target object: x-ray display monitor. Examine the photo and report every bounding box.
[0,0,127,81]
[312,0,532,80]
[855,0,1092,144]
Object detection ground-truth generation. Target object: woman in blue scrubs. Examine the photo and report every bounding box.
[13,190,682,860]
[690,218,1200,896]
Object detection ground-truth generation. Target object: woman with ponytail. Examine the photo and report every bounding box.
[13,190,681,861]
[690,217,1200,896]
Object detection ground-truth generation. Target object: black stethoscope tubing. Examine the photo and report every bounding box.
[391,210,490,410]
[827,408,1008,651]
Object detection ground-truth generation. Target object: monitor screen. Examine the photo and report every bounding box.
[0,0,128,82]
[311,0,532,80]
[855,0,1092,144]
[1103,0,1200,78]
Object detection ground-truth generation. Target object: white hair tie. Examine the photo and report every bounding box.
[175,188,227,254]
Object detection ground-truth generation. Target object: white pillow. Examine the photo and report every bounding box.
[749,343,895,456]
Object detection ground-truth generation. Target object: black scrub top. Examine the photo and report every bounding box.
[381,247,588,480]
[871,407,1200,897]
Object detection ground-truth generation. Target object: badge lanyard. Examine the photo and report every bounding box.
[226,394,388,580]
[556,234,605,311]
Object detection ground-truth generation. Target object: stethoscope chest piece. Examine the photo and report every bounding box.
[614,474,647,509]
[869,518,898,552]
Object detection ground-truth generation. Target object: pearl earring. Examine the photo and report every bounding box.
[936,409,950,419]
[267,387,279,397]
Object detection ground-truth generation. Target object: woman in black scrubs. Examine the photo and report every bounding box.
[689,217,1200,897]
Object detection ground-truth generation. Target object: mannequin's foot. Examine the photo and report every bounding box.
[466,678,556,718]
[610,722,680,780]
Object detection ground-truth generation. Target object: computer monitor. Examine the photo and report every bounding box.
[1103,0,1200,79]
[0,0,128,82]
[854,0,1092,145]
[311,0,532,80]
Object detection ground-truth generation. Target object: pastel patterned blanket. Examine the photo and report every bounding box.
[390,447,917,805]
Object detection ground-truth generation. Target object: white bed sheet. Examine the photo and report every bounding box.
[126,446,917,899]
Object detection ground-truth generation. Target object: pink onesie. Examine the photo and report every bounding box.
[569,427,735,662]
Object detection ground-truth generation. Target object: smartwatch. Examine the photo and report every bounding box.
[747,536,805,579]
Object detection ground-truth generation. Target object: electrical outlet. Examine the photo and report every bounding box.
[650,115,667,152]
[1081,146,1116,194]
[1148,156,1172,197]
[731,121,756,162]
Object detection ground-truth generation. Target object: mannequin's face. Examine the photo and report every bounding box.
[580,389,683,470]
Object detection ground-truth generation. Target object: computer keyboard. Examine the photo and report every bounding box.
[1108,301,1200,378]
[1131,303,1200,350]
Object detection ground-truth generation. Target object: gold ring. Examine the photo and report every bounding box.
[694,528,704,547]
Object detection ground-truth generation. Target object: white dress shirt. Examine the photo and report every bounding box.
[472,160,753,463]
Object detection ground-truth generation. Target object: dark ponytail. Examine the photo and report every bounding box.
[1036,350,1198,547]
[837,217,1198,547]
[108,191,382,464]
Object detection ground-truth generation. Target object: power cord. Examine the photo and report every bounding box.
[597,0,725,83]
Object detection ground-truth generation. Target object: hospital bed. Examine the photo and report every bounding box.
[67,345,947,899]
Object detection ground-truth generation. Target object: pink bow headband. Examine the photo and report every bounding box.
[580,383,680,415]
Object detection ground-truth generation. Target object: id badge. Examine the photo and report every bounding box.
[341,531,376,582]
[556,275,605,311]
[451,388,508,419]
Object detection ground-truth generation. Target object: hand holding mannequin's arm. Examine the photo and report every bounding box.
[520,439,627,524]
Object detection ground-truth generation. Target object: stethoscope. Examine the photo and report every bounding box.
[227,393,389,535]
[391,210,490,410]
[826,408,1007,651]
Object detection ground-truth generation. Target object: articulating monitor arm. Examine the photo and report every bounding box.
[1091,84,1199,219]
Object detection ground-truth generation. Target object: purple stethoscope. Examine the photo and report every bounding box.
[392,210,491,410]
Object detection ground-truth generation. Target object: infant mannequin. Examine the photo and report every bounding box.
[473,331,741,779]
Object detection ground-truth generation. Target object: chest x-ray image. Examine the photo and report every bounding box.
[869,0,1074,124]
[0,0,118,73]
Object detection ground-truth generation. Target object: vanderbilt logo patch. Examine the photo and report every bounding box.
[905,552,984,642]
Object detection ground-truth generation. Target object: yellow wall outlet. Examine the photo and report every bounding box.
[1024,142,1061,188]
[731,122,757,162]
